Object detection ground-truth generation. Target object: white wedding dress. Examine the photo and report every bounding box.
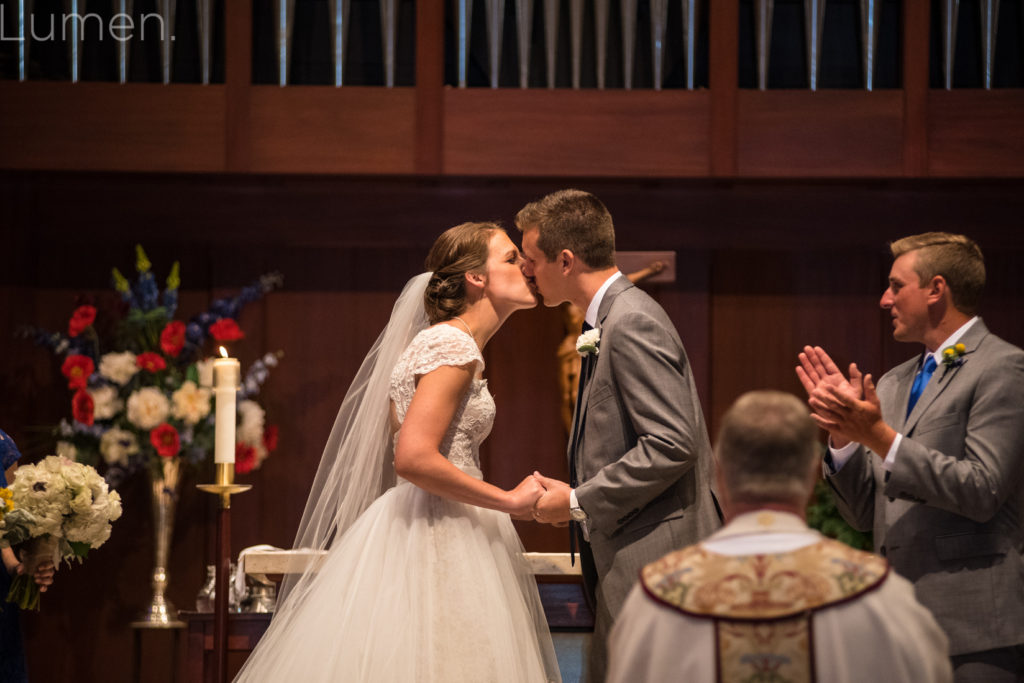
[235,325,561,682]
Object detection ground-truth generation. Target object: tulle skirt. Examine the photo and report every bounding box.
[234,475,561,682]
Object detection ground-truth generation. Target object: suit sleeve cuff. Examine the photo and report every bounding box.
[881,433,901,472]
[826,439,860,474]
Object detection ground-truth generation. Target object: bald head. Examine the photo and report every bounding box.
[716,391,819,509]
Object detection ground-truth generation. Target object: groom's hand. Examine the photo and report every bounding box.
[531,472,571,525]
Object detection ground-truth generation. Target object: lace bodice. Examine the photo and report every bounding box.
[389,325,494,470]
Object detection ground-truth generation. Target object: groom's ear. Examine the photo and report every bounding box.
[559,249,575,275]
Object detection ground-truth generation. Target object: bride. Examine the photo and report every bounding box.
[235,222,562,682]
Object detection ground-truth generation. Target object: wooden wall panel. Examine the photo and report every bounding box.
[737,91,905,177]
[928,91,1024,177]
[4,173,1024,682]
[0,83,225,172]
[443,90,711,177]
[247,87,418,174]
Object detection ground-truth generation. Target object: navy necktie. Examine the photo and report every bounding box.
[568,321,593,565]
[907,355,937,417]
[569,321,594,489]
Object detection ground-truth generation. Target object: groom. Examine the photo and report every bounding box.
[519,189,721,683]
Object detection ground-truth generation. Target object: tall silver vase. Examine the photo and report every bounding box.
[132,457,185,628]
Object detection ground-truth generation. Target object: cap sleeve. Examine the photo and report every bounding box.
[409,325,484,379]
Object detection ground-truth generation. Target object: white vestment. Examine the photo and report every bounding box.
[607,511,952,683]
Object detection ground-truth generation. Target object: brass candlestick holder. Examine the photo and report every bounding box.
[198,463,251,683]
[198,462,252,507]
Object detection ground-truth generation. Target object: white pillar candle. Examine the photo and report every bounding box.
[213,351,240,464]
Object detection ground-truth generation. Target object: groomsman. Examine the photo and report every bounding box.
[607,391,952,683]
[797,232,1024,682]
[520,189,721,683]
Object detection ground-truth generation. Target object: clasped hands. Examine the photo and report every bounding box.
[506,472,572,526]
[796,345,896,456]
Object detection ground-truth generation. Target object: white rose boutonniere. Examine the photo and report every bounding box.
[576,328,601,357]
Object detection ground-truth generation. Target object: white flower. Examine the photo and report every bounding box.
[171,381,212,425]
[99,427,139,466]
[88,385,123,420]
[99,351,138,385]
[576,328,601,356]
[196,358,215,388]
[126,387,170,430]
[55,441,78,462]
[237,400,265,446]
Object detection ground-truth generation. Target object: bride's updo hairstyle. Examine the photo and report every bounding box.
[424,221,500,325]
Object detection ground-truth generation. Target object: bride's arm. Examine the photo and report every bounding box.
[394,364,542,516]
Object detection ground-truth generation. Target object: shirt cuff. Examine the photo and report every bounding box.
[882,433,902,472]
[826,439,860,474]
[569,489,590,540]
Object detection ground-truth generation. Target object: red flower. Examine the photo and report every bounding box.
[209,318,245,342]
[235,443,257,474]
[149,423,180,458]
[159,321,186,357]
[71,389,94,426]
[61,355,95,390]
[68,305,96,338]
[136,352,167,373]
[263,425,279,453]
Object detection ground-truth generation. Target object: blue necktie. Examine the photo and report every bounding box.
[907,355,937,417]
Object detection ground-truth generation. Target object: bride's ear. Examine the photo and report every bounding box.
[465,270,486,289]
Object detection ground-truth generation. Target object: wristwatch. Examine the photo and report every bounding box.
[569,503,588,522]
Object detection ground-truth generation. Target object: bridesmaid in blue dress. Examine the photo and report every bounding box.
[1,429,55,683]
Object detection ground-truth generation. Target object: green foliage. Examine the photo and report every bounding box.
[806,479,872,551]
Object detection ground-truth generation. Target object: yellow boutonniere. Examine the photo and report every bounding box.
[941,342,967,368]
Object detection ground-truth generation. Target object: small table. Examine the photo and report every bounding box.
[130,622,184,683]
[181,611,272,683]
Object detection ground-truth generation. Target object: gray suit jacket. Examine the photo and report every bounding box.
[826,319,1024,656]
[573,277,721,619]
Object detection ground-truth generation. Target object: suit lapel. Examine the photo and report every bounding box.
[567,276,634,468]
[903,320,990,434]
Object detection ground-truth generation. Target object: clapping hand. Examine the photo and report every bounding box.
[530,472,571,527]
[796,345,894,455]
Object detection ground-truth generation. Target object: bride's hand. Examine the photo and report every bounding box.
[506,475,545,519]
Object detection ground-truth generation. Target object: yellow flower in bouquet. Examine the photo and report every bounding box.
[0,456,122,610]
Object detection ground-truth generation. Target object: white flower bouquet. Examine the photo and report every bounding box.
[0,456,123,610]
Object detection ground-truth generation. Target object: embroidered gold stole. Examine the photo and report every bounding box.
[641,537,888,683]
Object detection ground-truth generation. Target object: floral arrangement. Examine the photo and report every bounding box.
[576,328,601,357]
[0,456,123,610]
[22,246,283,486]
[941,342,967,368]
